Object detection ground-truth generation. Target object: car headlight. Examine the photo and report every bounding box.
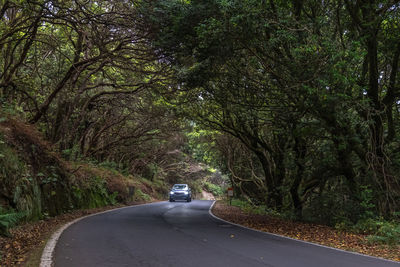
[170,191,174,195]
[184,191,188,195]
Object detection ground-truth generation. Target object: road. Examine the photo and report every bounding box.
[54,200,399,267]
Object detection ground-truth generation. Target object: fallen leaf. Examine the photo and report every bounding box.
[212,201,400,262]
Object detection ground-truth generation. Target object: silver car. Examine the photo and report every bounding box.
[169,184,192,202]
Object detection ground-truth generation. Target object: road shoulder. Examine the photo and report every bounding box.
[210,200,400,262]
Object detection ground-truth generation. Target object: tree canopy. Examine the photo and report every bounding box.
[143,0,400,223]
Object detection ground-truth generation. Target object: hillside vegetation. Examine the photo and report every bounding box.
[0,116,154,234]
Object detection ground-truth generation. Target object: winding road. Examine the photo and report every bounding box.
[54,200,399,267]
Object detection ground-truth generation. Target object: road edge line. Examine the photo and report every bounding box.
[208,200,399,264]
[39,202,162,267]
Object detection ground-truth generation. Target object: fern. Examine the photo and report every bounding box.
[0,210,25,236]
[366,221,400,246]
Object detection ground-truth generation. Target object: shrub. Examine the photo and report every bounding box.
[61,145,81,161]
[203,182,224,196]
[359,185,376,220]
[353,218,381,234]
[230,198,269,215]
[133,188,151,201]
[0,207,25,236]
[365,221,400,246]
[302,182,362,226]
[72,176,119,209]
[98,161,119,171]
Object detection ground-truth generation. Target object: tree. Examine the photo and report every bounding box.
[144,0,400,220]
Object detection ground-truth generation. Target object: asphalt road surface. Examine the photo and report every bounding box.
[54,200,399,267]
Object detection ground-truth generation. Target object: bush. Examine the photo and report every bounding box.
[363,220,400,246]
[0,136,43,221]
[0,207,25,236]
[133,188,151,201]
[72,176,118,209]
[352,218,400,246]
[358,185,378,221]
[302,181,362,226]
[203,182,224,196]
[353,218,381,234]
[98,161,119,171]
[143,163,159,181]
[61,145,81,161]
[230,198,270,215]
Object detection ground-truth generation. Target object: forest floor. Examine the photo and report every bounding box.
[0,202,154,266]
[212,201,400,262]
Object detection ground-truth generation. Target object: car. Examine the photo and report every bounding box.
[169,184,192,202]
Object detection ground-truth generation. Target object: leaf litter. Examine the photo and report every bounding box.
[212,201,400,262]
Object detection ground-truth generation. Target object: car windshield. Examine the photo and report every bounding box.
[173,185,187,190]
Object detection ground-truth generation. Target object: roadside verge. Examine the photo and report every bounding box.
[209,200,400,263]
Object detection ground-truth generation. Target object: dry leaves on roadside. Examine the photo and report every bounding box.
[212,201,400,262]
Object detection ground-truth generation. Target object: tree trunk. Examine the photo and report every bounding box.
[291,136,306,219]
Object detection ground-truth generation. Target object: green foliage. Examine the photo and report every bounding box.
[98,161,120,172]
[72,176,118,209]
[185,128,221,167]
[363,220,400,246]
[353,218,382,234]
[61,145,81,161]
[203,181,223,196]
[335,186,380,231]
[87,176,116,206]
[230,199,269,216]
[359,186,376,220]
[302,179,362,226]
[40,166,60,184]
[133,188,151,202]
[0,135,42,221]
[0,136,25,180]
[189,180,203,195]
[0,98,24,118]
[13,178,42,221]
[0,207,25,236]
[142,163,160,181]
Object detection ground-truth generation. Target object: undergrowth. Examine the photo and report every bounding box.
[353,219,400,246]
[203,181,224,197]
[133,188,151,201]
[0,207,25,236]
